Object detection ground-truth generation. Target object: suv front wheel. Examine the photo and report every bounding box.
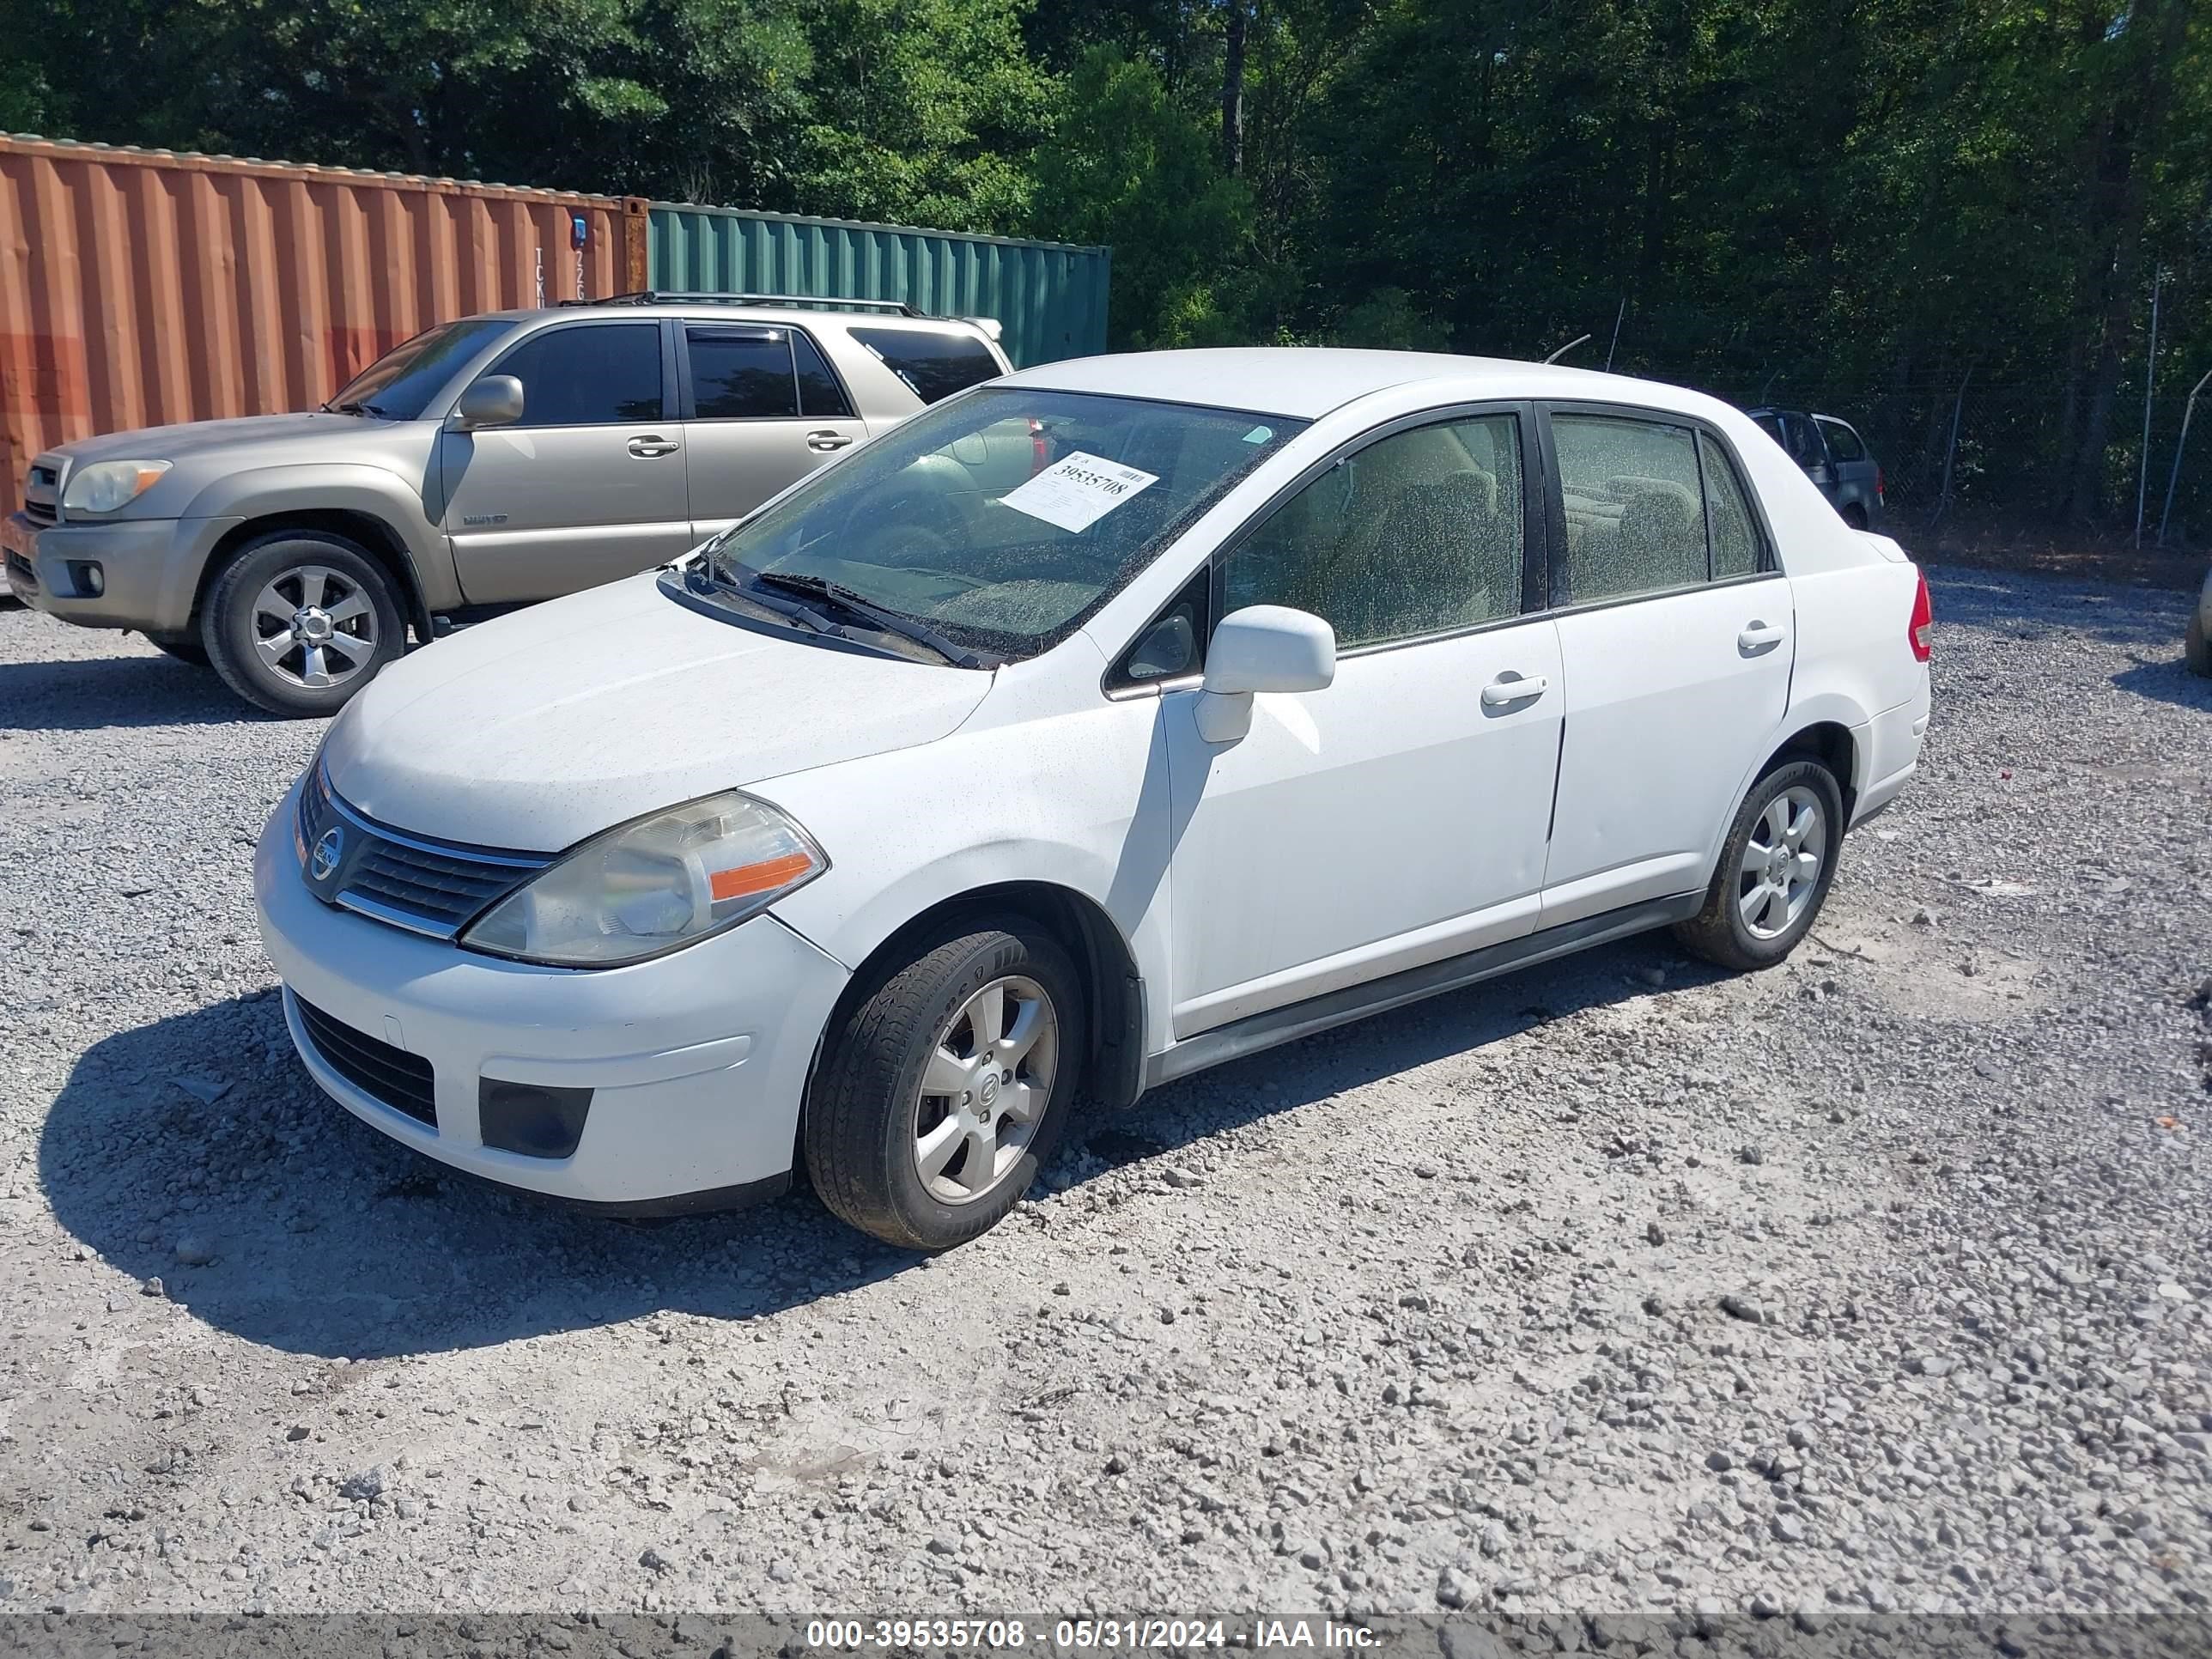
[201,531,405,717]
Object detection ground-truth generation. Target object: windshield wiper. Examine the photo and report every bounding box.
[684,565,844,637]
[325,398,392,418]
[744,569,989,669]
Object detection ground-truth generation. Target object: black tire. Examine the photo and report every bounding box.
[146,633,210,666]
[2186,609,2210,678]
[1673,758,1845,971]
[1840,501,1869,531]
[805,918,1085,1250]
[200,531,405,717]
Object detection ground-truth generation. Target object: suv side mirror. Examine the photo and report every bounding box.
[1195,605,1335,741]
[452,375,524,430]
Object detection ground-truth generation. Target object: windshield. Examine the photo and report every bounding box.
[326,318,511,419]
[700,387,1307,660]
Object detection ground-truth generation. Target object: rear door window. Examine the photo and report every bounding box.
[489,324,663,427]
[688,329,799,420]
[1816,418,1867,462]
[793,331,856,418]
[1551,413,1709,603]
[849,327,1002,404]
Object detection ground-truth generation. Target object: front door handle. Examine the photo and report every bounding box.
[1738,622,1787,653]
[1480,673,1549,707]
[628,435,680,459]
[805,429,854,453]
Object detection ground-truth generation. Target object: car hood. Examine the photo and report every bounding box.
[48,410,407,468]
[321,574,993,850]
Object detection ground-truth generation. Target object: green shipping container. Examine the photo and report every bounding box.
[647,203,1109,369]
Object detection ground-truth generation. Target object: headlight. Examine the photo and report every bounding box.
[61,459,173,514]
[460,791,826,967]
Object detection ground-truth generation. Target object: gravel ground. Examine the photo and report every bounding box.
[0,568,2207,1632]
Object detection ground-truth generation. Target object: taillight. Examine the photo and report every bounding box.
[1876,465,1887,507]
[1908,568,1933,662]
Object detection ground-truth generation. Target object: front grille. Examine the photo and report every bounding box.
[23,463,58,525]
[4,550,35,593]
[21,501,55,527]
[295,994,438,1127]
[297,763,550,939]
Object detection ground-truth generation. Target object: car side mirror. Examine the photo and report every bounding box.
[452,375,524,430]
[1195,605,1335,742]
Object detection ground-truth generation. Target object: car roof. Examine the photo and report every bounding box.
[472,302,992,336]
[1001,348,1735,422]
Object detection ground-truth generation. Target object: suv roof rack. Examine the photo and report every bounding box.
[562,290,927,317]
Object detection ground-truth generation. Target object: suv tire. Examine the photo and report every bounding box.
[201,531,405,717]
[1674,758,1846,971]
[805,919,1085,1250]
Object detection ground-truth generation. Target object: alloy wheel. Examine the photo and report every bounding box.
[251,565,380,690]
[1735,784,1826,939]
[912,975,1059,1205]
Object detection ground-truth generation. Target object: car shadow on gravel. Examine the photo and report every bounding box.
[0,651,266,730]
[2109,658,2212,713]
[1928,564,2191,648]
[40,934,1719,1359]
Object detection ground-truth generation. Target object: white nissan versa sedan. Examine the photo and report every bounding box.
[255,349,1934,1249]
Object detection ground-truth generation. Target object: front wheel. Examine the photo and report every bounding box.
[2187,609,2210,678]
[805,920,1085,1249]
[201,531,405,717]
[1673,759,1845,971]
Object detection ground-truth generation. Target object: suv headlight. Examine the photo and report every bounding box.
[61,459,172,514]
[460,791,826,967]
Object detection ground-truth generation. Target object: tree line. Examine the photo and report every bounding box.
[4,0,2207,532]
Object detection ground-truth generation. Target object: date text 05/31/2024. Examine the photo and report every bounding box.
[803,1620,1383,1651]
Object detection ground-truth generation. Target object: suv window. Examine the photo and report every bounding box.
[492,324,663,427]
[1781,412,1826,467]
[1553,412,1707,602]
[1226,415,1524,650]
[849,326,1001,404]
[793,331,856,418]
[689,329,798,420]
[1816,417,1866,462]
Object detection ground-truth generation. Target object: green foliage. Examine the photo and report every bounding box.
[1028,46,1250,347]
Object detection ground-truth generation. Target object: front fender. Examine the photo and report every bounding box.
[179,461,461,612]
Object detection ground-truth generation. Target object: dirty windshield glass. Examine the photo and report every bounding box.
[326,318,510,419]
[700,388,1305,660]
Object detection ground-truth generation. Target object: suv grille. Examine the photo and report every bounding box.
[295,994,438,1127]
[297,764,552,939]
[23,463,58,526]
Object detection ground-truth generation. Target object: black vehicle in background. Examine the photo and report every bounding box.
[1748,408,1885,529]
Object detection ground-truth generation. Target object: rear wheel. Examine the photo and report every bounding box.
[805,919,1085,1250]
[201,531,404,717]
[1840,501,1869,531]
[1674,759,1844,970]
[2186,609,2210,678]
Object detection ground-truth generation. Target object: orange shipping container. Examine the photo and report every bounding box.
[0,133,651,517]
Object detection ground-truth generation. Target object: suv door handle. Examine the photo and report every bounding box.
[1480,673,1549,707]
[805,430,854,453]
[627,436,680,459]
[1738,622,1787,653]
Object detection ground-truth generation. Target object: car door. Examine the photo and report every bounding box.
[1540,409,1793,925]
[1814,416,1878,522]
[439,319,693,604]
[678,325,871,540]
[1158,408,1564,1037]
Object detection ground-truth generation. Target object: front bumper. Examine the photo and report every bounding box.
[4,510,241,633]
[253,779,852,1209]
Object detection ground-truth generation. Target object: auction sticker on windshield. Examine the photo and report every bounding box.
[999,452,1159,533]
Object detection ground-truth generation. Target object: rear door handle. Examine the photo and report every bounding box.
[1738,622,1787,653]
[1480,673,1549,707]
[628,435,680,459]
[805,429,854,453]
